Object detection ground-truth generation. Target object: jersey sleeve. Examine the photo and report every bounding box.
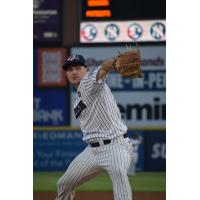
[81,66,107,94]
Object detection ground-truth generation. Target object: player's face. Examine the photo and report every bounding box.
[65,64,88,88]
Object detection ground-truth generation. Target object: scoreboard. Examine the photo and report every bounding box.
[81,0,166,21]
[80,0,166,43]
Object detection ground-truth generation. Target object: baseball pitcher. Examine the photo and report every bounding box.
[55,47,142,200]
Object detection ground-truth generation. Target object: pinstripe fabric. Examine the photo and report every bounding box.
[56,147,101,200]
[56,137,133,200]
[56,65,133,200]
[74,66,127,142]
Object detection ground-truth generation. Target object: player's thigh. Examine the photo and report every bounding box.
[58,146,98,186]
[105,143,132,173]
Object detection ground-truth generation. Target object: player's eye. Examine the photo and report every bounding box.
[66,68,73,72]
[76,66,82,70]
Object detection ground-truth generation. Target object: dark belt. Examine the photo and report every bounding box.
[90,133,128,148]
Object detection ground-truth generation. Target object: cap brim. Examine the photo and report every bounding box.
[63,60,85,70]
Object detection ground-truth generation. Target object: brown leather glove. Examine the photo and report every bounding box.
[113,44,142,78]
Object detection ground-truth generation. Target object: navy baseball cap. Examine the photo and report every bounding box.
[63,54,87,70]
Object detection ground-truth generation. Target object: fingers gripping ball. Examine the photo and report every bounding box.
[113,44,143,78]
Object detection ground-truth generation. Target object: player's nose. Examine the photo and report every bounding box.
[71,68,78,74]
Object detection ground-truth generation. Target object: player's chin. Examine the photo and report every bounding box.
[71,79,80,86]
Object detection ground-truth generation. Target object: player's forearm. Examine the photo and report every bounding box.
[96,59,115,81]
[101,58,115,72]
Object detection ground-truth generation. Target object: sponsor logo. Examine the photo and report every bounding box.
[33,0,44,10]
[150,22,166,40]
[118,97,166,120]
[33,98,64,125]
[85,56,165,68]
[40,51,62,84]
[33,131,82,140]
[127,23,143,40]
[68,55,78,61]
[151,143,166,159]
[104,24,120,41]
[81,24,97,41]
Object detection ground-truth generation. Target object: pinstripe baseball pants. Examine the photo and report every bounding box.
[55,136,133,200]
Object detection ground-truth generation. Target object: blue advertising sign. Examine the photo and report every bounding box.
[33,89,69,126]
[107,70,166,91]
[127,130,144,171]
[34,130,145,172]
[33,48,38,86]
[33,0,62,43]
[145,131,166,171]
[34,130,86,171]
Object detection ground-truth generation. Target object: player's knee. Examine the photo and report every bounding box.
[113,167,127,177]
[57,176,71,190]
[57,177,63,189]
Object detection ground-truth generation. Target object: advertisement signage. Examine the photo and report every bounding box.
[145,131,166,171]
[70,46,165,129]
[38,48,67,87]
[33,89,69,126]
[71,91,165,128]
[33,130,144,172]
[107,70,165,91]
[33,0,62,43]
[34,129,165,172]
[34,130,85,171]
[71,46,165,71]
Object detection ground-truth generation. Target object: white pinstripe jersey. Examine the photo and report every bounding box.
[74,66,127,142]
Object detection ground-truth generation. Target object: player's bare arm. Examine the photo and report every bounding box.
[96,58,115,81]
[96,45,142,81]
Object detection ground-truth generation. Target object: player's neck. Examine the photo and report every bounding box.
[73,83,79,90]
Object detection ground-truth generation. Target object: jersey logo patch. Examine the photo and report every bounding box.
[74,100,86,119]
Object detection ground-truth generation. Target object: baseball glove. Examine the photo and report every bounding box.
[113,44,142,78]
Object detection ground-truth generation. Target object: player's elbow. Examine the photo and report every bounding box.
[96,69,107,82]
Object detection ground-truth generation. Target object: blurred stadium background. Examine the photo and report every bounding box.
[33,0,166,199]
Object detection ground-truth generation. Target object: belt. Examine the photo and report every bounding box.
[90,133,128,148]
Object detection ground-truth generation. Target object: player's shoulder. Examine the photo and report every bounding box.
[82,66,101,82]
[79,68,95,89]
[88,66,100,76]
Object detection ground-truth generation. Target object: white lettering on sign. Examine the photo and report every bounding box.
[33,131,82,140]
[132,78,144,88]
[151,143,166,159]
[148,72,166,89]
[42,51,62,83]
[33,98,64,124]
[33,98,41,110]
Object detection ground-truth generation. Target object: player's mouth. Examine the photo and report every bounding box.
[72,76,79,81]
